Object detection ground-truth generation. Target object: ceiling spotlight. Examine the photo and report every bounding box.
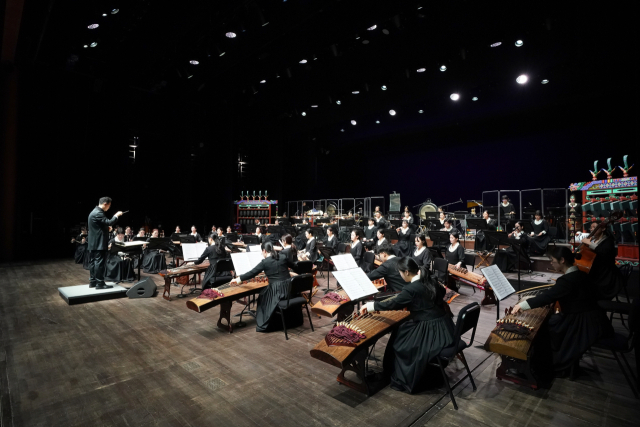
[111,9,119,14]
[515,40,523,47]
[340,129,344,132]
[490,42,502,47]
[417,68,426,72]
[220,51,226,56]
[262,22,269,27]
[418,110,424,113]
[83,44,88,48]
[352,91,359,94]
[376,120,380,124]
[472,97,478,101]
[367,25,377,31]
[516,74,528,84]
[382,29,389,35]
[226,32,237,38]
[351,120,357,125]
[102,13,107,16]
[301,112,306,116]
[189,60,199,65]
[260,80,266,83]
[311,105,318,108]
[381,85,387,90]
[90,42,98,47]
[389,110,396,116]
[541,79,549,84]
[440,65,447,72]
[88,24,99,29]
[299,59,307,64]
[450,93,460,101]
[187,75,193,79]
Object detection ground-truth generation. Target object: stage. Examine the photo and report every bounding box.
[0,257,636,426]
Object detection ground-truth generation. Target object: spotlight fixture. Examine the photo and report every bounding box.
[311,105,318,108]
[336,100,341,105]
[301,112,306,116]
[376,120,380,124]
[226,32,237,38]
[351,120,357,125]
[440,65,447,72]
[367,25,377,31]
[189,60,199,65]
[352,91,359,94]
[490,42,502,47]
[472,97,478,101]
[340,129,344,132]
[262,22,269,26]
[102,13,107,17]
[389,110,396,116]
[450,93,460,101]
[516,74,528,84]
[83,44,88,48]
[541,79,549,84]
[381,85,387,90]
[515,40,523,47]
[299,59,307,64]
[418,110,424,113]
[88,24,99,29]
[260,80,266,83]
[220,51,225,56]
[90,42,98,47]
[417,68,426,72]
[382,29,389,35]
[111,9,119,14]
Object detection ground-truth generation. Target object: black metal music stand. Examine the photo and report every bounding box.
[318,246,336,293]
[485,231,525,291]
[428,231,451,258]
[242,235,260,245]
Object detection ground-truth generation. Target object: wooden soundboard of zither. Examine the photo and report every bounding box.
[310,310,410,369]
[159,262,210,279]
[311,280,386,318]
[448,264,487,288]
[186,277,267,313]
[484,286,553,360]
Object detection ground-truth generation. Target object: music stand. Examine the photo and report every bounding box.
[133,236,147,242]
[339,218,355,228]
[110,242,143,282]
[242,235,260,245]
[484,231,526,291]
[267,226,283,237]
[519,219,534,234]
[318,246,337,293]
[309,227,326,238]
[147,237,171,251]
[226,233,239,242]
[428,231,451,257]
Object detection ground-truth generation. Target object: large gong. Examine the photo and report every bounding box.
[419,202,438,220]
[326,203,337,216]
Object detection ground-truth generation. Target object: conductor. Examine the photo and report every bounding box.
[88,197,123,289]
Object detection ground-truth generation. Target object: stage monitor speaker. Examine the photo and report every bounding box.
[126,277,157,298]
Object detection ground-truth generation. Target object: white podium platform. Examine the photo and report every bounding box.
[58,283,128,305]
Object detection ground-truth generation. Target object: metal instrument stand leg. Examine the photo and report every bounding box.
[323,269,336,293]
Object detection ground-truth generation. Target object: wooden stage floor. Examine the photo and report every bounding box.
[0,258,637,427]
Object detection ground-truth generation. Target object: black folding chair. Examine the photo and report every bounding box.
[433,258,449,286]
[598,264,634,329]
[362,251,375,273]
[277,274,315,340]
[337,243,348,255]
[428,302,480,410]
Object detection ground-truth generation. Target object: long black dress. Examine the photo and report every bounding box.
[524,267,613,370]
[395,227,412,257]
[412,247,432,269]
[142,238,167,274]
[105,239,136,283]
[374,277,454,393]
[529,220,551,255]
[437,243,466,285]
[494,232,530,272]
[239,254,301,332]
[194,243,231,288]
[474,219,497,251]
[587,234,622,300]
[350,240,364,266]
[500,202,516,218]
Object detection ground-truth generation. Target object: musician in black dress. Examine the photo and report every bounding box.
[440,219,454,232]
[412,234,432,268]
[500,195,516,218]
[436,212,446,230]
[255,227,268,244]
[528,210,551,255]
[87,197,123,289]
[367,246,407,292]
[581,222,622,300]
[189,226,202,243]
[170,226,182,241]
[363,218,378,249]
[403,207,414,224]
[231,242,300,332]
[512,246,612,373]
[325,226,338,254]
[71,227,89,265]
[361,257,454,393]
[395,220,412,257]
[300,229,318,262]
[349,230,364,266]
[474,210,497,251]
[124,226,134,242]
[191,234,232,288]
[494,221,530,272]
[445,231,465,268]
[375,229,389,249]
[105,228,136,283]
[142,229,167,274]
[374,211,388,229]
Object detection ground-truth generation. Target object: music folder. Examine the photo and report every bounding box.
[330,254,378,301]
[230,252,264,277]
[481,265,516,301]
[181,242,208,262]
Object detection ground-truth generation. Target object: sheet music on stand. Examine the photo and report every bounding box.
[246,245,261,252]
[331,254,359,271]
[331,269,378,301]
[181,243,208,262]
[230,252,264,277]
[481,265,516,301]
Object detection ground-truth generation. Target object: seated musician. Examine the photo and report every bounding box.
[255,226,268,244]
[189,225,203,243]
[395,220,412,257]
[374,211,388,229]
[325,226,338,254]
[474,211,497,251]
[512,247,612,374]
[440,219,454,232]
[278,234,298,260]
[231,242,301,332]
[494,221,530,272]
[124,226,134,242]
[210,225,217,236]
[376,229,389,248]
[105,228,135,283]
[170,226,181,241]
[367,246,407,292]
[437,212,446,229]
[580,222,622,300]
[403,206,414,224]
[500,195,516,218]
[349,229,364,266]
[142,229,167,274]
[226,226,233,234]
[361,257,454,394]
[528,210,550,255]
[363,218,378,249]
[437,231,465,288]
[136,228,146,238]
[412,234,432,268]
[71,227,90,266]
[254,219,261,227]
[190,234,231,288]
[299,229,318,262]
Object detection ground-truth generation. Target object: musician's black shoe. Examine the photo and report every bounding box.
[95,284,113,289]
[89,283,97,288]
